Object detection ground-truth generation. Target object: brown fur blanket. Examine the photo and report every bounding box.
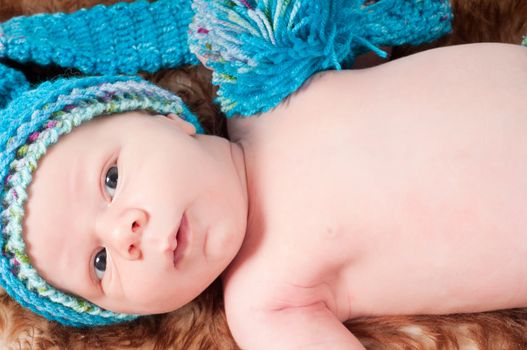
[0,0,526,349]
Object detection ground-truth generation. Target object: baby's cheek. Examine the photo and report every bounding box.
[114,269,174,312]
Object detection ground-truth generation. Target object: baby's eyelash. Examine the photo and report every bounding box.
[104,166,118,199]
[100,155,119,201]
[88,248,106,288]
[93,248,107,281]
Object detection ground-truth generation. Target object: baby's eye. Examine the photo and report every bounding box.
[94,248,107,280]
[104,166,118,198]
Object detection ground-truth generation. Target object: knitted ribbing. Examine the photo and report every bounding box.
[0,0,197,75]
[189,0,453,117]
[0,76,203,327]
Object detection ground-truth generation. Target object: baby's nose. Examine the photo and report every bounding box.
[101,208,148,260]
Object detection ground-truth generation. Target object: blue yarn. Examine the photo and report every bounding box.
[0,1,212,327]
[0,260,134,327]
[0,0,455,328]
[0,0,197,75]
[189,0,453,117]
[0,65,29,108]
[0,75,203,327]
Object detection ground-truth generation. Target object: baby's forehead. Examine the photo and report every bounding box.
[79,110,157,128]
[27,110,166,182]
[47,110,160,144]
[23,147,93,296]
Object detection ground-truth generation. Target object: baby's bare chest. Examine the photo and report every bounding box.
[226,55,527,318]
[229,127,527,321]
[248,124,526,311]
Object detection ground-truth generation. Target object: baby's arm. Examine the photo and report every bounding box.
[228,303,365,349]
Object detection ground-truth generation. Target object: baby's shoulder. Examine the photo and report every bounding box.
[221,242,284,315]
[222,248,352,347]
[222,244,342,318]
[221,255,280,333]
[222,262,318,341]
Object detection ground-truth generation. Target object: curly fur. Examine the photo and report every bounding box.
[0,0,526,349]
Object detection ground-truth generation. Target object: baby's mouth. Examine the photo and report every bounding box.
[173,213,189,268]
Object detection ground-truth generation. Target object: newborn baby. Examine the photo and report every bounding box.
[20,42,527,349]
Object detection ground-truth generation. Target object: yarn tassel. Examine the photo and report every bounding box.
[189,0,453,117]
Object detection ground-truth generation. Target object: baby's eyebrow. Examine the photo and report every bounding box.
[67,236,105,299]
[68,156,83,201]
[69,148,108,205]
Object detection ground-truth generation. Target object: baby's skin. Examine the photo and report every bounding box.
[24,43,526,349]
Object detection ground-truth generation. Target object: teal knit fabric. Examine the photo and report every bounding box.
[0,65,29,108]
[0,75,203,328]
[189,0,454,117]
[0,0,197,75]
[0,0,207,327]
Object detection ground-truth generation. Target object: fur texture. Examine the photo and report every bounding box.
[0,0,526,348]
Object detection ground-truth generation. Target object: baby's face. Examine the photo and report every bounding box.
[23,111,248,314]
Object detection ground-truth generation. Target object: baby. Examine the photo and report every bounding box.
[5,42,526,349]
[0,1,526,349]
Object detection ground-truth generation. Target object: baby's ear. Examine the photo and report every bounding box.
[166,113,196,135]
[196,54,212,71]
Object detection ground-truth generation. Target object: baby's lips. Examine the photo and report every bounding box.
[168,227,179,253]
[173,214,190,268]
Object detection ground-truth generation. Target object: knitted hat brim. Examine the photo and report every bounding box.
[0,75,202,327]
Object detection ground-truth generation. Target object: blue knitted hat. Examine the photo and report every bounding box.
[189,0,454,117]
[0,0,205,327]
[0,68,203,327]
[0,0,457,329]
[0,67,203,328]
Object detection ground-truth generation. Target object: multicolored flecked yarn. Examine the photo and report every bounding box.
[0,0,203,320]
[0,0,197,75]
[189,0,453,117]
[0,73,203,328]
